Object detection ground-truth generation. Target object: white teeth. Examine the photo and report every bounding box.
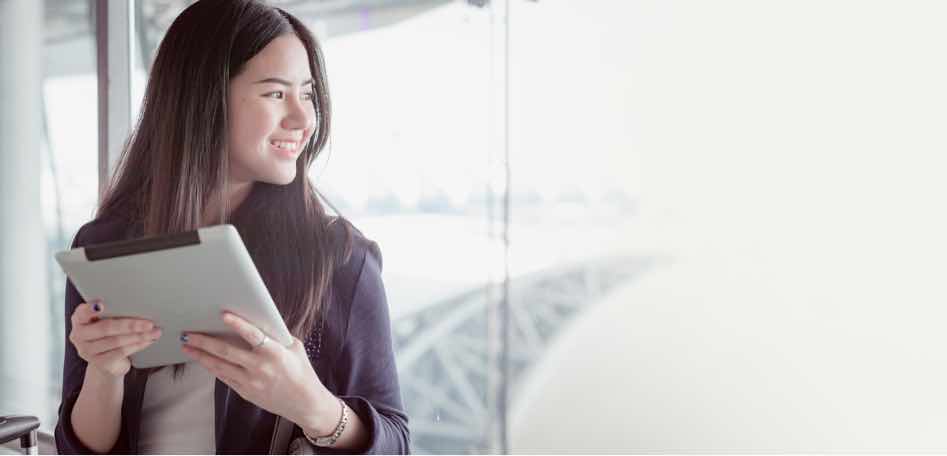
[270,140,297,150]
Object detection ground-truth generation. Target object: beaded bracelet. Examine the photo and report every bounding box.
[303,398,349,447]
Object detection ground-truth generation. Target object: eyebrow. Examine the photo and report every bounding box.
[253,77,314,87]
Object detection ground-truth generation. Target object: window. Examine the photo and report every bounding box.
[135,1,507,452]
[0,0,99,434]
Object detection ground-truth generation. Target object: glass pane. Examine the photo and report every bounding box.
[42,0,98,434]
[506,1,641,452]
[510,1,947,452]
[302,3,498,452]
[134,1,502,452]
[0,0,98,433]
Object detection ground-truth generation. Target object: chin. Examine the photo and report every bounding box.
[275,173,297,186]
[259,169,297,186]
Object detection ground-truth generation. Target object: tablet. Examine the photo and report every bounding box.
[55,224,293,368]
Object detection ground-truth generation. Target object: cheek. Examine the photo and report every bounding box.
[229,103,279,153]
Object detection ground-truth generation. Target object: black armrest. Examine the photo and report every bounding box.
[0,415,40,453]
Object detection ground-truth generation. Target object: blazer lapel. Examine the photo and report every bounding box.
[214,378,230,452]
[123,368,148,453]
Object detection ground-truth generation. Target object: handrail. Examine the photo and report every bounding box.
[0,416,39,455]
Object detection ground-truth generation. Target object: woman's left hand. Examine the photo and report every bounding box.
[180,311,335,433]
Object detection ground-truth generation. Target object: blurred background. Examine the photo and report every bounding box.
[2,0,947,453]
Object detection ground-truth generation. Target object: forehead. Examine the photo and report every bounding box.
[239,34,312,81]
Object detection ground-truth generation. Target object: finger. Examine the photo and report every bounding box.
[221,312,277,354]
[71,301,103,326]
[94,338,156,365]
[182,345,248,388]
[289,337,306,355]
[74,317,155,342]
[86,329,162,356]
[182,332,255,368]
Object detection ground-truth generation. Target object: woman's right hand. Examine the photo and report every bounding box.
[68,301,162,378]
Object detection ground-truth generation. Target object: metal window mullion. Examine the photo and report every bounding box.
[486,0,511,453]
[96,0,134,201]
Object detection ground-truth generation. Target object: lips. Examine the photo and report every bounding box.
[269,138,303,159]
[269,139,300,151]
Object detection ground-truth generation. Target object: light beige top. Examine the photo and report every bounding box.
[138,364,216,454]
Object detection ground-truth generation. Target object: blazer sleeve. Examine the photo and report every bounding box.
[328,242,411,454]
[54,225,132,455]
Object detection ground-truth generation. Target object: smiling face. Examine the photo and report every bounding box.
[227,34,316,186]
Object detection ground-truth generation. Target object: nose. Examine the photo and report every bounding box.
[281,95,314,132]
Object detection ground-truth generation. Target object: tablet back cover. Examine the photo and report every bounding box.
[55,224,293,368]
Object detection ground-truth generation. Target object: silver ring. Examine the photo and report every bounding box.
[255,331,267,349]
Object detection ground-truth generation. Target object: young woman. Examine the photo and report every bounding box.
[53,0,409,453]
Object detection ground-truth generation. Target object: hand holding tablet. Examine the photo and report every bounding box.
[56,224,293,368]
[67,300,161,377]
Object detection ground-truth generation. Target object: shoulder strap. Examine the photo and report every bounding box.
[269,314,326,454]
[268,415,296,454]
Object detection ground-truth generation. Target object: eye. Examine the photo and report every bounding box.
[264,91,284,99]
[302,92,315,101]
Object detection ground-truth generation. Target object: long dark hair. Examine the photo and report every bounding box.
[97,0,352,375]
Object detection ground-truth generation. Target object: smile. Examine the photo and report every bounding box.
[270,140,299,151]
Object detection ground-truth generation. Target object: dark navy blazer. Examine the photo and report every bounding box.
[54,216,410,454]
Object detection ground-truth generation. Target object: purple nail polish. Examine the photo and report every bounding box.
[92,302,101,312]
[180,334,189,343]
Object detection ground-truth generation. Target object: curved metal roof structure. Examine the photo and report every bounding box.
[43,0,457,77]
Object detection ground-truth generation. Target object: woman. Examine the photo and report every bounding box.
[53,0,409,453]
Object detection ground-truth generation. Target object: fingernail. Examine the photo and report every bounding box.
[92,302,102,312]
[180,333,189,343]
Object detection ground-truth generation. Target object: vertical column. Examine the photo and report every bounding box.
[486,0,511,452]
[97,0,134,198]
[0,0,50,419]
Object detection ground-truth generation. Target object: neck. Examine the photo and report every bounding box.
[203,180,254,226]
